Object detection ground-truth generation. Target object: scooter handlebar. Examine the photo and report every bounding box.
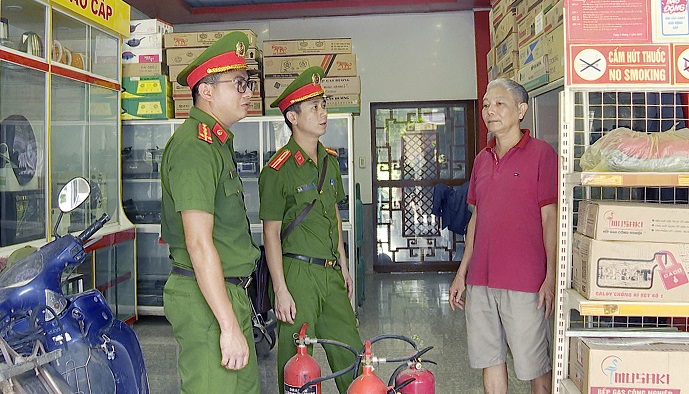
[77,213,110,244]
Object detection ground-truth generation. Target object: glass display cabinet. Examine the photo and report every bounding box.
[122,113,357,315]
[0,0,136,323]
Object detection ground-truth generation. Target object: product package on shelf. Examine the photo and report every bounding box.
[570,337,689,394]
[577,200,689,243]
[572,232,689,302]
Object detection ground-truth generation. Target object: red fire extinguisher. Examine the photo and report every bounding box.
[394,360,435,394]
[284,323,321,394]
[347,340,390,394]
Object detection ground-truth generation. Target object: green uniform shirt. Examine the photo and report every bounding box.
[161,106,259,277]
[259,138,345,259]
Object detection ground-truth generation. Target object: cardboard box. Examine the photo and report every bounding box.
[173,98,193,118]
[496,32,518,64]
[517,6,545,47]
[264,76,361,97]
[247,98,263,116]
[130,19,173,35]
[122,75,172,99]
[569,337,689,394]
[518,55,548,90]
[163,30,258,48]
[493,9,516,48]
[494,50,519,75]
[172,82,192,99]
[165,47,204,66]
[514,0,526,21]
[572,232,689,302]
[263,38,352,57]
[543,0,563,32]
[544,24,564,81]
[122,62,167,77]
[263,54,357,77]
[518,33,546,66]
[123,33,164,51]
[577,200,689,243]
[168,64,186,82]
[122,96,173,120]
[491,0,515,29]
[487,47,496,69]
[121,48,163,64]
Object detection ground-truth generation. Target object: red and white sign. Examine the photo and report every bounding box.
[567,0,651,44]
[674,44,689,83]
[569,44,671,85]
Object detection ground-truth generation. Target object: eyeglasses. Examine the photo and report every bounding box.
[212,78,256,93]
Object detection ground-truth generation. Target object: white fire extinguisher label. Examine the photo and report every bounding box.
[284,384,316,393]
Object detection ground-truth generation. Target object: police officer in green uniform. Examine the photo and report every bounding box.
[259,66,362,393]
[160,31,261,393]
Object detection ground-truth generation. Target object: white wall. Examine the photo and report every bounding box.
[174,12,478,203]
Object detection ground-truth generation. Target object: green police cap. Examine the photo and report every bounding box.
[177,31,252,88]
[270,66,325,113]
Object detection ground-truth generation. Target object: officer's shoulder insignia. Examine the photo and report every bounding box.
[197,123,213,144]
[268,149,291,170]
[212,123,228,144]
[294,151,305,166]
[325,147,338,157]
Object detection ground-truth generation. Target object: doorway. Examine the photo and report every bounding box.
[371,101,477,272]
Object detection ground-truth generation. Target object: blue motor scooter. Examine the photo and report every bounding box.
[0,177,148,393]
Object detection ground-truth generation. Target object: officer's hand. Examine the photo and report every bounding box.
[448,273,466,312]
[340,264,354,299]
[274,288,296,324]
[219,327,249,370]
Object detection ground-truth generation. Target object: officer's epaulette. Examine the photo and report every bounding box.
[197,123,213,144]
[325,147,338,157]
[268,149,291,170]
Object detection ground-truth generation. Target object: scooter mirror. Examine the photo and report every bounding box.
[58,177,91,213]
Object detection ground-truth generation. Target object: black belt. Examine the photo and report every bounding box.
[283,253,339,269]
[171,266,253,289]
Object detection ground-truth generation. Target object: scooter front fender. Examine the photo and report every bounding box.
[51,290,149,393]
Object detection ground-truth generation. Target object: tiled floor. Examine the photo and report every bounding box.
[133,272,532,393]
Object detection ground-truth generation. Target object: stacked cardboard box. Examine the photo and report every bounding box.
[122,19,174,119]
[121,75,173,120]
[488,0,518,80]
[569,337,689,394]
[262,38,360,116]
[572,200,689,303]
[163,30,262,118]
[122,19,173,77]
[515,0,564,90]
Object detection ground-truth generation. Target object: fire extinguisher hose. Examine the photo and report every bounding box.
[298,338,359,392]
[386,346,436,386]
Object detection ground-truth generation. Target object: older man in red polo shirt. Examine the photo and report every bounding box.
[449,78,558,394]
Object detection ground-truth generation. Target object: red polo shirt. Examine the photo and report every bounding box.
[466,130,558,292]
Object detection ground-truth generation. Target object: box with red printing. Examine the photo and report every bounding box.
[572,232,689,302]
[570,337,689,394]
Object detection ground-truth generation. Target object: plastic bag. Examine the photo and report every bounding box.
[580,127,689,172]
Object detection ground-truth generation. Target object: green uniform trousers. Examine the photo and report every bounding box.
[278,257,362,393]
[164,274,260,394]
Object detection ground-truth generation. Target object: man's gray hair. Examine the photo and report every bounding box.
[486,78,529,105]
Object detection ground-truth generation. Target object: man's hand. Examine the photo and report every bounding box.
[538,275,556,319]
[274,287,296,324]
[341,263,354,299]
[219,328,249,370]
[448,273,467,311]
